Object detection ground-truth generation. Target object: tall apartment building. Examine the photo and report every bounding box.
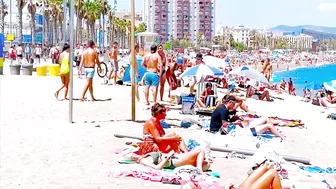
[145,0,215,43]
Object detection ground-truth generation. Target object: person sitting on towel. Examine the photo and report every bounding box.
[133,149,211,171]
[141,103,189,154]
[197,82,216,108]
[225,85,249,112]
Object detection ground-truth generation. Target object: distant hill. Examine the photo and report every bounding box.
[270,25,336,34]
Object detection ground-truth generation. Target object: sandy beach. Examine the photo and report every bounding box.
[1,60,336,188]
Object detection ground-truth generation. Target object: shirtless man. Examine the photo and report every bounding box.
[261,58,272,82]
[157,44,167,101]
[142,44,162,105]
[79,40,102,101]
[106,42,119,85]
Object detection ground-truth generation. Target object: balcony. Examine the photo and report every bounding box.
[183,7,189,11]
[183,0,189,2]
[177,4,182,7]
[177,7,182,11]
[177,0,182,2]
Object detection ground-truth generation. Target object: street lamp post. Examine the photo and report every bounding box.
[130,0,136,121]
[69,0,75,123]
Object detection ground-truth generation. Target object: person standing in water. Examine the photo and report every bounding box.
[106,42,119,85]
[55,43,71,100]
[142,45,162,105]
[79,40,102,101]
[157,44,167,101]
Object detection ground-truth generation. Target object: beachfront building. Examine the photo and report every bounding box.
[232,25,251,47]
[271,34,313,50]
[114,10,144,27]
[145,0,216,43]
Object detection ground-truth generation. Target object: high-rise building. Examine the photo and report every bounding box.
[145,0,215,43]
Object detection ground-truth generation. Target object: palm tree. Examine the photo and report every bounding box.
[17,0,28,43]
[83,0,101,40]
[0,0,8,34]
[42,0,52,45]
[48,0,63,45]
[99,0,110,47]
[135,23,146,33]
[27,0,39,45]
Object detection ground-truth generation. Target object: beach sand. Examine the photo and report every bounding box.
[1,68,336,188]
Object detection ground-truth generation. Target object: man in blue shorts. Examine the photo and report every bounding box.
[142,44,162,105]
[79,40,102,101]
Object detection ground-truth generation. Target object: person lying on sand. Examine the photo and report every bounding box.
[246,85,274,102]
[222,164,282,189]
[133,149,210,171]
[240,117,285,139]
[139,103,189,154]
[326,90,336,104]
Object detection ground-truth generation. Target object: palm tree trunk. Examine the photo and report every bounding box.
[30,13,36,45]
[53,20,57,45]
[90,24,95,41]
[18,8,24,43]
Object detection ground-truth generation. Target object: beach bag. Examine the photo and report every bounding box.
[312,98,320,106]
[60,55,70,74]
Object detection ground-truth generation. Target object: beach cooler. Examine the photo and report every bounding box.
[36,65,47,76]
[48,64,60,76]
[181,96,195,114]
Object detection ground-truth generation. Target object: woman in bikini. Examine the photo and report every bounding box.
[137,103,189,155]
[135,149,210,171]
[157,44,167,101]
[54,43,71,100]
[197,82,215,108]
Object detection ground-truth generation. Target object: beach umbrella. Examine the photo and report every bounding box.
[181,64,224,78]
[203,56,228,68]
[306,83,323,91]
[230,66,269,83]
[323,80,336,93]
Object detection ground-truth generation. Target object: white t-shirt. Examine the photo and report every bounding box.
[16,47,23,55]
[35,47,42,55]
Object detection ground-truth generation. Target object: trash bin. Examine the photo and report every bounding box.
[9,64,21,75]
[22,63,33,75]
[36,65,47,76]
[48,64,60,76]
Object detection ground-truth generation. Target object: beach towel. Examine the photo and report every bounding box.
[269,117,304,127]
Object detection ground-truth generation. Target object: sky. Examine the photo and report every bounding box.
[4,0,336,29]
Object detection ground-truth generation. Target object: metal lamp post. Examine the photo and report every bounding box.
[130,0,136,121]
[69,0,75,123]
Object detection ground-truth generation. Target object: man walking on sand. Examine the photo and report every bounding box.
[106,42,119,85]
[142,44,162,105]
[79,40,102,101]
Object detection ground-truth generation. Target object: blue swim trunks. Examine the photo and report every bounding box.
[144,72,160,86]
[85,68,95,79]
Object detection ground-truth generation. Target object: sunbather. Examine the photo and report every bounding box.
[197,82,216,108]
[239,117,285,139]
[223,164,282,189]
[141,103,189,154]
[135,149,210,171]
[246,85,274,102]
[326,90,336,104]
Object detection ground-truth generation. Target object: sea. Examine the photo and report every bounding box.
[272,63,336,96]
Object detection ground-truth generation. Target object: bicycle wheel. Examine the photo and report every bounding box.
[97,62,108,78]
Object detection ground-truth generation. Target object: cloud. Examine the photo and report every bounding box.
[317,3,336,11]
